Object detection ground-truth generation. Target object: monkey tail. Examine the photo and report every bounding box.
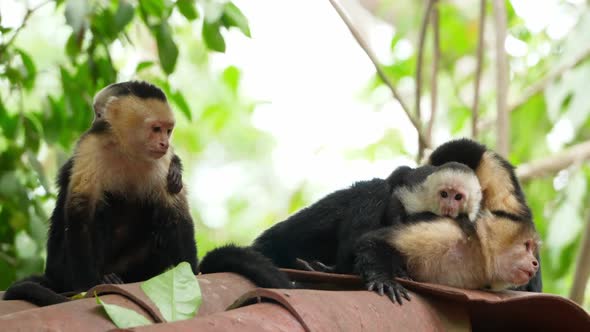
[199,244,292,289]
[3,276,70,307]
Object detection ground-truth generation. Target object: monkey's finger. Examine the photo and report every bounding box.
[386,287,400,305]
[377,283,385,296]
[294,258,316,271]
[311,261,335,273]
[367,282,376,292]
[400,288,411,301]
[393,289,403,305]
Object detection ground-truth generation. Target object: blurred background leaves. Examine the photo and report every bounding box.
[1,0,590,309]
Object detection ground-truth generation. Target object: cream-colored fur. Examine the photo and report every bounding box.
[67,95,186,218]
[395,168,482,221]
[477,152,523,215]
[390,210,539,289]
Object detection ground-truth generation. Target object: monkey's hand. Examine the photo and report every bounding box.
[295,258,335,273]
[167,166,183,194]
[102,273,124,285]
[363,272,411,305]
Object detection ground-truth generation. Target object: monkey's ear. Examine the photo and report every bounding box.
[92,95,118,120]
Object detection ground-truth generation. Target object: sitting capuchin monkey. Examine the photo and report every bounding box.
[252,161,484,290]
[3,81,290,307]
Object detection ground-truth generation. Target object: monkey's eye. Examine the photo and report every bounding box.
[440,191,448,198]
[152,126,161,133]
[525,240,532,251]
[454,193,463,201]
[167,129,172,136]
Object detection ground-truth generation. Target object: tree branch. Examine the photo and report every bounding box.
[0,0,52,54]
[416,0,436,159]
[510,47,590,112]
[478,46,590,133]
[471,0,486,139]
[569,212,590,305]
[327,0,428,149]
[516,140,590,181]
[492,0,509,157]
[426,1,440,145]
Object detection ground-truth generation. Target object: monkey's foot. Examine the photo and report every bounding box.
[365,275,411,305]
[294,258,335,273]
[102,273,124,284]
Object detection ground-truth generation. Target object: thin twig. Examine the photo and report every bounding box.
[516,140,590,181]
[327,0,428,148]
[426,1,439,144]
[492,0,509,157]
[478,46,590,133]
[472,0,486,139]
[0,0,52,54]
[416,0,436,159]
[570,212,590,305]
[0,251,17,267]
[510,47,590,112]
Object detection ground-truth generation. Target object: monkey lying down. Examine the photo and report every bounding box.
[3,81,290,307]
[253,138,541,304]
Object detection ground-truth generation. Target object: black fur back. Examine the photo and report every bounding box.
[199,245,292,289]
[428,138,487,170]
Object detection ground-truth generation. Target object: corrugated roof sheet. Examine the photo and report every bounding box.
[1,270,588,331]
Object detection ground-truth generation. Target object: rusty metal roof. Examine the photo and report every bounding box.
[1,270,589,331]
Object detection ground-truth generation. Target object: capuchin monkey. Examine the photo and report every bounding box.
[426,138,542,292]
[389,161,482,235]
[353,138,542,304]
[3,81,290,307]
[252,162,482,282]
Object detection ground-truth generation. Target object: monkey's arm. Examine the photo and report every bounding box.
[167,154,183,194]
[64,193,103,290]
[353,227,411,304]
[152,205,198,274]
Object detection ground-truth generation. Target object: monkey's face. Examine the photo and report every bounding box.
[144,119,174,159]
[495,237,540,287]
[437,186,467,218]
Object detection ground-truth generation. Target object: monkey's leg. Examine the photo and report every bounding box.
[354,227,411,305]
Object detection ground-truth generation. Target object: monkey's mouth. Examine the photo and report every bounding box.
[441,207,458,218]
[149,150,167,159]
[513,268,534,284]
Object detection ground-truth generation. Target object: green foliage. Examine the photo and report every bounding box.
[97,262,201,327]
[96,295,152,328]
[140,262,202,321]
[0,0,251,289]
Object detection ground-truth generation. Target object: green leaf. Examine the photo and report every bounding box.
[176,0,199,21]
[114,0,135,33]
[65,33,81,58]
[136,61,155,72]
[140,262,201,322]
[221,3,250,37]
[16,49,36,90]
[154,23,179,74]
[139,0,165,18]
[96,295,152,328]
[222,65,240,95]
[170,91,192,121]
[202,21,225,52]
[26,151,50,194]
